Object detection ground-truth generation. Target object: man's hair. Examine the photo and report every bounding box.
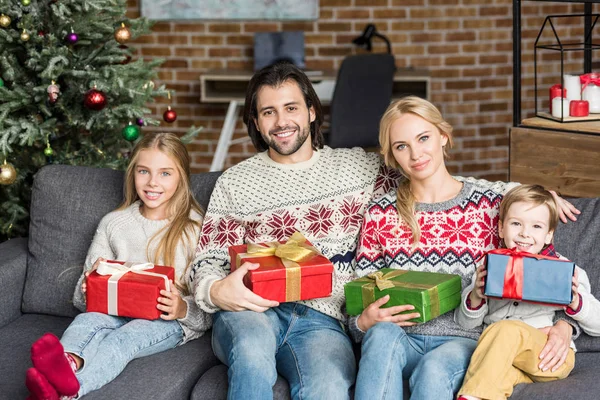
[243,62,324,152]
[499,184,559,233]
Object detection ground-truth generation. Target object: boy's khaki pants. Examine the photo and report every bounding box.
[458,319,575,400]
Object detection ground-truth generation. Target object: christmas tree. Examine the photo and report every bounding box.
[0,0,190,241]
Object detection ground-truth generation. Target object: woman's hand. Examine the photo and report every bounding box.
[357,295,421,332]
[549,190,581,223]
[538,320,573,372]
[468,262,487,308]
[81,257,106,294]
[158,281,188,320]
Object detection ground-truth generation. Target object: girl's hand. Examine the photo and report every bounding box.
[468,262,487,308]
[356,295,420,332]
[82,257,106,293]
[567,268,580,311]
[158,281,187,320]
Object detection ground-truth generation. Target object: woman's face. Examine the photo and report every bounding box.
[389,113,449,182]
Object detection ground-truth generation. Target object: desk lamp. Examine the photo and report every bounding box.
[352,24,392,54]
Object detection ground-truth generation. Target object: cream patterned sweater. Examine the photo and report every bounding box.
[191,147,398,322]
[72,201,211,344]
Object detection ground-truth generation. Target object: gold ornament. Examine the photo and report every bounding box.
[142,80,155,90]
[20,30,30,42]
[0,160,17,185]
[114,23,131,44]
[0,14,11,28]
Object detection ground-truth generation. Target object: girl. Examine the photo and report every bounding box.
[25,132,211,399]
[351,97,578,400]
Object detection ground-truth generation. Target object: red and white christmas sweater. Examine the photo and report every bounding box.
[191,147,399,322]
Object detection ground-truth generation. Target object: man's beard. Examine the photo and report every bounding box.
[265,122,311,156]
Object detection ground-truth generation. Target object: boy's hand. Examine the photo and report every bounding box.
[567,268,580,311]
[81,257,106,294]
[468,262,487,308]
[357,295,421,332]
[158,280,188,320]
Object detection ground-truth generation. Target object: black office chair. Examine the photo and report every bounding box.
[326,53,395,149]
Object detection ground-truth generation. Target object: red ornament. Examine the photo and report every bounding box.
[163,106,177,123]
[84,88,107,111]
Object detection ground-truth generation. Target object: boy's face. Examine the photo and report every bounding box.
[499,201,554,254]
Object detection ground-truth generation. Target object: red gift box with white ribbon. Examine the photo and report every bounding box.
[86,260,175,320]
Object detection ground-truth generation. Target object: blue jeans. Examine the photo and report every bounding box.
[212,303,356,400]
[60,312,183,396]
[355,322,477,400]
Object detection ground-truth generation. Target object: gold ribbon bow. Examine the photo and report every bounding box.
[239,232,318,301]
[358,269,441,319]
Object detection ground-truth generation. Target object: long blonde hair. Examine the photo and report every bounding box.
[120,132,203,293]
[379,96,454,246]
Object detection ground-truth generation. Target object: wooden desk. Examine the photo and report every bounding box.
[200,68,430,171]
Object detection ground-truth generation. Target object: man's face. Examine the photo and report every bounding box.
[253,80,316,164]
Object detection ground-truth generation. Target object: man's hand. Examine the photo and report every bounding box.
[468,262,487,309]
[549,190,581,223]
[158,281,188,320]
[538,319,573,372]
[81,257,106,294]
[210,262,279,312]
[357,295,421,332]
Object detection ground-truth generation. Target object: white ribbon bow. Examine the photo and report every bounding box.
[96,261,171,316]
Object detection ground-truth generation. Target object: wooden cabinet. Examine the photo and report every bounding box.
[510,120,600,197]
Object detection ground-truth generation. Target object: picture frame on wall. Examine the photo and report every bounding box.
[141,0,319,21]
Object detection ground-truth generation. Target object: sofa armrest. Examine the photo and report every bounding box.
[0,237,28,327]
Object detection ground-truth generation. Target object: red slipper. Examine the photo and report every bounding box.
[26,368,59,400]
[31,333,79,396]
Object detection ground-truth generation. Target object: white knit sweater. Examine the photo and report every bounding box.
[191,147,398,322]
[72,201,211,344]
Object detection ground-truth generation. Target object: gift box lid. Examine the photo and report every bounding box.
[89,260,175,284]
[229,243,334,283]
[485,253,574,305]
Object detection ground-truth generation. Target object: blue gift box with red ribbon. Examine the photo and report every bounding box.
[484,249,575,306]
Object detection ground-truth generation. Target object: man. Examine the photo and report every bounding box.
[191,62,579,400]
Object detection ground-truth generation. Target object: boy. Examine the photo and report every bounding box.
[455,184,600,400]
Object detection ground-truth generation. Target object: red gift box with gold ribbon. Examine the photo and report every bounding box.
[86,260,175,320]
[228,232,334,303]
[483,249,575,306]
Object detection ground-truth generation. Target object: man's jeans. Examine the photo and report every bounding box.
[61,312,183,396]
[212,303,356,400]
[355,322,477,400]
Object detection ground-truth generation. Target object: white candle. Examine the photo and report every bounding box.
[552,97,570,119]
[563,74,581,101]
[582,83,600,113]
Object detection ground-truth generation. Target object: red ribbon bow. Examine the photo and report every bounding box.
[485,248,566,300]
[580,73,600,93]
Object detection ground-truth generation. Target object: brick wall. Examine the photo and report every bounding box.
[126,0,591,180]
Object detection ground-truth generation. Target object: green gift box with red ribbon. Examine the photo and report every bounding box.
[484,249,575,305]
[344,268,462,323]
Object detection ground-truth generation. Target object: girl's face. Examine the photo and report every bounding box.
[389,113,448,182]
[134,148,181,220]
[499,201,554,254]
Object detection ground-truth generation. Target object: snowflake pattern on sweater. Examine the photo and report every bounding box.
[191,147,400,322]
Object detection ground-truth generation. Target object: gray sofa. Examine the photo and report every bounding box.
[1,164,599,399]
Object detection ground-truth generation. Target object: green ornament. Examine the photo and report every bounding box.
[0,78,4,88]
[122,124,140,141]
[21,0,31,5]
[44,146,54,157]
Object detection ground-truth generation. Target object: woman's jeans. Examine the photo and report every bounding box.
[212,303,356,400]
[355,322,477,400]
[60,312,183,396]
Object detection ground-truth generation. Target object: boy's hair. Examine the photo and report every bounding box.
[499,184,559,233]
[120,132,203,293]
[378,96,454,246]
[242,61,324,152]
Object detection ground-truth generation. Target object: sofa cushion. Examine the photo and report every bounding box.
[2,314,219,399]
[23,166,124,317]
[554,197,600,352]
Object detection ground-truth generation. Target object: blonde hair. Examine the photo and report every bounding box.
[499,184,559,234]
[120,132,203,294]
[379,96,454,246]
